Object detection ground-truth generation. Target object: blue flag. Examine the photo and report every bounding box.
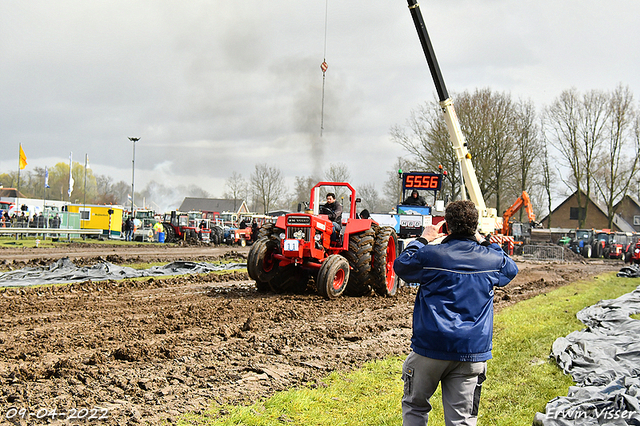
[44,166,50,188]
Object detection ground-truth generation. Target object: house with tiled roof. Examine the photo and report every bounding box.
[614,195,640,232]
[539,190,634,232]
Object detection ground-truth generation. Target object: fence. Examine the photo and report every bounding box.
[522,244,565,262]
[0,212,100,239]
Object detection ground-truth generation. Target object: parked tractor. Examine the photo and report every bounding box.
[628,238,640,264]
[568,229,599,258]
[162,211,211,243]
[606,232,634,260]
[593,230,613,258]
[247,182,398,299]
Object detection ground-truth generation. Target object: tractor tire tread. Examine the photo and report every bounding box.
[344,229,374,296]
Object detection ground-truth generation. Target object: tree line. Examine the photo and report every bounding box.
[4,85,637,224]
[0,165,210,214]
[224,162,383,215]
[239,85,639,226]
[390,85,640,229]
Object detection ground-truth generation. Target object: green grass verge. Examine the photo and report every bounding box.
[178,272,640,426]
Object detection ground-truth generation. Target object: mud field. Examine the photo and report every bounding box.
[0,243,623,425]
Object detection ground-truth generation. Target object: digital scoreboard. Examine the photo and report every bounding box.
[402,172,443,191]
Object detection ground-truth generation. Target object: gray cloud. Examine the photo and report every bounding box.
[1,0,639,200]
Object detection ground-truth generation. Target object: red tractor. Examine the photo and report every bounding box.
[162,211,212,243]
[247,182,398,299]
[628,237,640,264]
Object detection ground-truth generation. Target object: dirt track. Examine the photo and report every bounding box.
[0,243,623,425]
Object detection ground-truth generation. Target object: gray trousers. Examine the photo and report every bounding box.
[402,351,487,426]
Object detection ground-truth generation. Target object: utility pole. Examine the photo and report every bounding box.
[128,137,140,217]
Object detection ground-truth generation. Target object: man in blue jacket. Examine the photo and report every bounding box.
[394,200,518,426]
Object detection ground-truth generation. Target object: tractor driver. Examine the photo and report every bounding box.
[403,190,427,206]
[323,193,343,241]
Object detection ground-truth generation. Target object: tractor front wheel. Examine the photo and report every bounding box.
[247,241,269,291]
[317,255,350,299]
[248,238,280,283]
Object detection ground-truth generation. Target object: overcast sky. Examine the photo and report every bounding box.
[2,0,639,205]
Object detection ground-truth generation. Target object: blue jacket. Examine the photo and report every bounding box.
[394,235,518,362]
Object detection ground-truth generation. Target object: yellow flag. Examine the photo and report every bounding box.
[19,144,28,170]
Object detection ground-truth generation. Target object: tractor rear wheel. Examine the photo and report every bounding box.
[343,229,375,296]
[247,238,280,283]
[370,226,398,296]
[594,243,602,258]
[213,226,224,244]
[317,255,350,299]
[163,223,176,243]
[257,222,277,240]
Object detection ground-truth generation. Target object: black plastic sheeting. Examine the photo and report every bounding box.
[533,280,640,425]
[617,264,640,278]
[0,258,247,287]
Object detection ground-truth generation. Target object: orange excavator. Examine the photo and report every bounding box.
[502,191,536,236]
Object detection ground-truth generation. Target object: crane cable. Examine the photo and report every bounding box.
[320,0,328,137]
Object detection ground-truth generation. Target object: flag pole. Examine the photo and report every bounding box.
[43,167,47,233]
[68,152,73,205]
[83,154,87,229]
[17,144,22,213]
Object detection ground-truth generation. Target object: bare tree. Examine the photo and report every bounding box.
[390,101,462,202]
[290,175,317,211]
[357,182,380,213]
[224,171,248,211]
[250,163,287,214]
[391,89,532,212]
[112,181,131,206]
[539,141,555,227]
[323,163,351,201]
[593,85,640,228]
[511,99,542,220]
[381,157,410,212]
[544,88,609,228]
[455,89,520,214]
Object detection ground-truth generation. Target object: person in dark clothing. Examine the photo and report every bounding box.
[322,193,343,241]
[323,193,342,223]
[124,217,134,241]
[251,221,258,241]
[394,200,518,426]
[239,219,248,229]
[403,190,427,206]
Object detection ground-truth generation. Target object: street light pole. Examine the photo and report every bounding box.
[128,137,140,217]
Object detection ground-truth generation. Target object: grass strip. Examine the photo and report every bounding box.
[178,272,640,426]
